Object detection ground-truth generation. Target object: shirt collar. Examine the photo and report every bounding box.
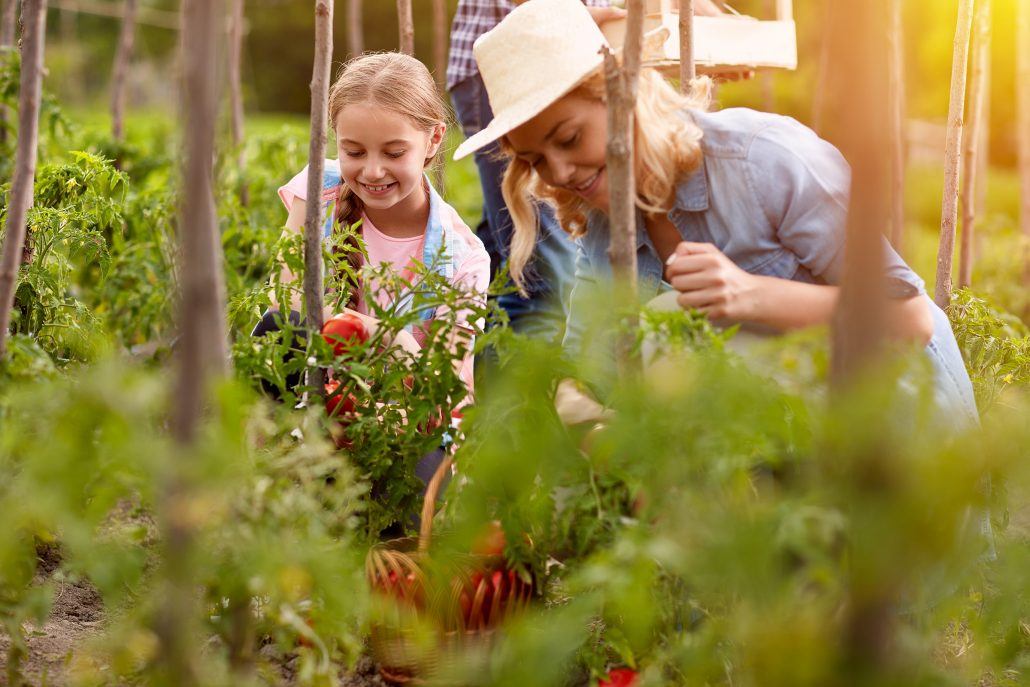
[672,157,710,212]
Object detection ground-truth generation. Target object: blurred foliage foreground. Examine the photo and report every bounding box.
[1,51,1030,687]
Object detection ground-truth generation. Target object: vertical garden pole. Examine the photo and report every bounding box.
[887,0,906,252]
[0,0,46,360]
[959,0,991,288]
[159,1,227,683]
[0,0,17,48]
[432,0,447,193]
[678,0,694,92]
[109,0,137,143]
[228,0,248,206]
[811,0,832,134]
[304,0,333,399]
[829,0,890,387]
[603,0,645,373]
[826,0,897,673]
[0,0,20,153]
[433,0,446,90]
[347,0,363,56]
[934,0,975,309]
[397,0,414,56]
[1018,0,1030,254]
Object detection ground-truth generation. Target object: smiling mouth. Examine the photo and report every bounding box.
[569,168,603,195]
[361,182,396,193]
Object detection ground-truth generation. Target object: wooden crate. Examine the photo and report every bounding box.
[600,0,797,77]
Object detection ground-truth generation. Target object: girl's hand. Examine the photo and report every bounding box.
[586,6,627,25]
[665,242,760,322]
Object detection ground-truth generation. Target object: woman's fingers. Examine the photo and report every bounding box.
[666,252,719,278]
[676,287,723,311]
[669,271,715,292]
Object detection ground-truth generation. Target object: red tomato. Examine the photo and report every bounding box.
[599,668,639,687]
[472,521,506,557]
[321,313,368,357]
[324,379,356,417]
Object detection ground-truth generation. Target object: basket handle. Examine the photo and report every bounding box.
[418,452,454,553]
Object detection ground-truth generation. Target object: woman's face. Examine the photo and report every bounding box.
[506,93,610,211]
[335,103,444,213]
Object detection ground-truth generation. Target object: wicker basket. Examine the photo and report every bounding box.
[366,456,534,683]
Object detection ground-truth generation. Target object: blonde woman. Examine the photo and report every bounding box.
[454,0,977,424]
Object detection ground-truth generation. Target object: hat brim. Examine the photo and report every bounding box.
[453,61,601,162]
[452,26,671,162]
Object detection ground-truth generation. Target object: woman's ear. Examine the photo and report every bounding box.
[426,122,447,160]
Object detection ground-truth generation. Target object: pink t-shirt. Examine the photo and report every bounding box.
[279,162,490,399]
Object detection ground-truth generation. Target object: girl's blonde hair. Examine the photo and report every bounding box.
[328,52,448,226]
[500,69,711,295]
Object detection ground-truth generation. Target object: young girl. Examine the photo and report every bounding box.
[453,0,977,425]
[268,52,490,400]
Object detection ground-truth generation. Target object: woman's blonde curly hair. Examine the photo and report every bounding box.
[499,69,711,295]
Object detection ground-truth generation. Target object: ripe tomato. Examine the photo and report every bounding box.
[321,313,369,357]
[471,520,506,557]
[324,379,356,417]
[599,668,639,687]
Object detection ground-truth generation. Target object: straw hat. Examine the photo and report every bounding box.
[454,0,660,161]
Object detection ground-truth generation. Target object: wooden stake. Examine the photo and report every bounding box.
[1,0,21,149]
[1018,0,1030,251]
[158,1,227,683]
[887,0,906,252]
[0,0,46,360]
[228,0,248,206]
[960,0,991,288]
[934,0,975,309]
[304,0,333,399]
[829,0,890,388]
[109,0,137,142]
[678,0,694,91]
[347,0,362,56]
[811,0,832,134]
[0,0,17,47]
[603,0,645,374]
[397,0,413,56]
[826,0,896,671]
[432,0,446,91]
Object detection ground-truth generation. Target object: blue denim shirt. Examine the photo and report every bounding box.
[563,107,978,423]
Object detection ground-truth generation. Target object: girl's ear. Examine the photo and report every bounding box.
[426,123,447,160]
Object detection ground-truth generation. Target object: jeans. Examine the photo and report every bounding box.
[450,73,576,342]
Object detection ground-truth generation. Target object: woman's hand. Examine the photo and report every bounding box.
[665,242,760,322]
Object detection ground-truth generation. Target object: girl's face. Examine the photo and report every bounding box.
[506,93,610,211]
[335,103,445,213]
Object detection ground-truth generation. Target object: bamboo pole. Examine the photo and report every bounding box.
[1018,0,1030,251]
[678,0,694,91]
[933,0,975,309]
[397,0,413,56]
[347,0,362,56]
[158,3,227,679]
[603,0,645,374]
[0,0,46,360]
[228,0,248,206]
[109,0,137,143]
[887,0,906,252]
[959,0,991,288]
[304,0,333,399]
